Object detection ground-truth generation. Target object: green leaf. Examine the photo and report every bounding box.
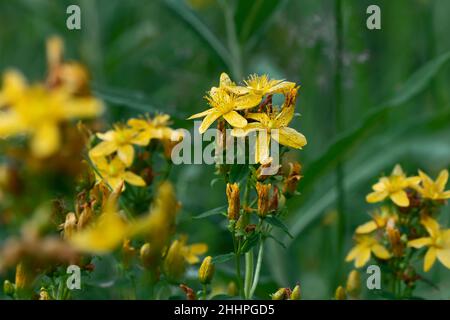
[162,0,231,68]
[239,232,260,254]
[267,234,287,249]
[193,205,227,219]
[212,252,235,264]
[229,164,249,183]
[265,215,293,238]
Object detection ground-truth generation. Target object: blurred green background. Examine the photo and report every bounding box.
[1,0,450,299]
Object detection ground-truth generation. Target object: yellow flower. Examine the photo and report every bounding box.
[366,164,421,207]
[89,125,148,167]
[346,235,391,268]
[242,74,296,97]
[415,169,450,200]
[0,71,103,157]
[356,207,397,234]
[127,114,183,145]
[71,181,179,254]
[163,236,208,280]
[188,86,261,134]
[231,90,307,163]
[408,216,450,272]
[91,156,146,190]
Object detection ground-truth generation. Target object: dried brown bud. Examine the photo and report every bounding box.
[226,183,240,221]
[179,284,197,300]
[256,182,271,218]
[283,162,302,196]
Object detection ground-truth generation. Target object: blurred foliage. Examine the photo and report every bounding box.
[1,0,450,299]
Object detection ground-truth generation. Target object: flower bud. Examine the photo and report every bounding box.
[386,219,403,257]
[62,212,77,240]
[227,281,238,296]
[283,162,302,196]
[140,242,156,269]
[271,288,288,300]
[3,280,15,297]
[335,286,347,300]
[198,256,215,284]
[290,284,301,300]
[163,239,186,280]
[346,270,361,297]
[39,287,51,300]
[256,182,271,218]
[269,186,279,212]
[226,183,240,221]
[77,204,93,230]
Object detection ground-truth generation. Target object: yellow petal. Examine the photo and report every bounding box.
[356,221,378,234]
[123,171,146,187]
[442,191,450,199]
[199,110,221,134]
[246,112,270,124]
[346,245,363,262]
[424,247,437,272]
[408,237,432,248]
[406,176,421,186]
[188,108,214,120]
[223,111,247,128]
[235,93,261,110]
[390,191,409,207]
[355,247,371,268]
[274,127,307,149]
[274,105,294,127]
[117,145,134,167]
[267,80,296,95]
[96,130,115,141]
[255,131,270,164]
[418,170,434,190]
[231,122,264,138]
[371,244,391,260]
[372,180,387,192]
[392,164,404,176]
[421,216,440,238]
[31,122,60,157]
[436,169,449,192]
[89,141,117,158]
[189,243,208,255]
[366,191,388,203]
[437,249,450,269]
[64,97,104,119]
[219,72,233,86]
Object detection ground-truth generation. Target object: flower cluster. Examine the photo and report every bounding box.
[346,164,450,298]
[189,73,307,164]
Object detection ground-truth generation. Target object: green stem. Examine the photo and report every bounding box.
[249,239,264,298]
[203,284,208,300]
[232,230,244,298]
[244,249,254,299]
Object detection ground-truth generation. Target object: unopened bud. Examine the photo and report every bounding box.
[140,242,155,269]
[256,182,271,218]
[346,270,361,297]
[271,288,287,300]
[335,286,347,300]
[198,256,215,284]
[283,162,302,196]
[226,183,240,221]
[290,284,301,300]
[227,281,238,297]
[39,287,51,300]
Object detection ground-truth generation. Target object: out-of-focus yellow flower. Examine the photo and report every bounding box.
[346,270,361,297]
[408,216,450,272]
[415,169,450,201]
[366,164,421,207]
[232,89,306,164]
[242,74,296,97]
[89,125,148,167]
[188,84,261,134]
[346,235,391,268]
[127,114,183,146]
[356,207,397,234]
[70,185,128,254]
[71,181,179,255]
[90,156,146,190]
[0,71,103,158]
[163,236,207,280]
[335,286,347,300]
[226,183,240,221]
